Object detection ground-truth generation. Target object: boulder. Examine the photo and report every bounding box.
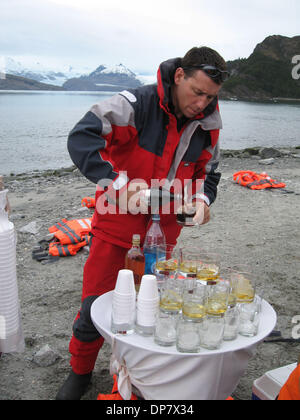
[259,148,282,159]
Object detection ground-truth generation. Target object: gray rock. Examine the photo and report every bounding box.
[19,221,39,235]
[32,344,61,367]
[259,158,275,165]
[259,148,282,159]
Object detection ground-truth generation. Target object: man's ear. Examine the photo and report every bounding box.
[174,67,185,85]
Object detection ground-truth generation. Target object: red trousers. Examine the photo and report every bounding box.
[69,235,128,374]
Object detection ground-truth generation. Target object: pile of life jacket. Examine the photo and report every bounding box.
[233,171,286,190]
[47,197,96,257]
[48,218,92,257]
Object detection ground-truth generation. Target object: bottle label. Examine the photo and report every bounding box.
[144,250,166,274]
[144,251,156,274]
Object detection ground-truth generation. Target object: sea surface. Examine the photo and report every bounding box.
[0,91,300,175]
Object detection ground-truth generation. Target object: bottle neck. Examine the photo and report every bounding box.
[132,241,141,247]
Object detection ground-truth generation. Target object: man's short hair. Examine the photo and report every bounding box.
[181,46,227,81]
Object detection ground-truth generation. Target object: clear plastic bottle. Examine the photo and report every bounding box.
[143,214,166,274]
[125,234,145,291]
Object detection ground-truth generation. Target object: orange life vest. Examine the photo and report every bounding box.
[48,218,92,257]
[277,364,300,400]
[49,235,90,257]
[233,171,286,190]
[81,197,96,208]
[48,218,92,245]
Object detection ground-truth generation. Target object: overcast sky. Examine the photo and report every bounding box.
[0,0,299,76]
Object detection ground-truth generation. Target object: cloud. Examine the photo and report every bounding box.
[0,0,299,75]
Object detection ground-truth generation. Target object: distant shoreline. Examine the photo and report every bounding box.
[1,89,300,104]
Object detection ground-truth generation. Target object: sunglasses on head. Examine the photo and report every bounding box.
[183,64,230,83]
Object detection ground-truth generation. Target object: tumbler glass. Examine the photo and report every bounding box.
[231,266,256,303]
[159,276,183,314]
[176,317,201,353]
[182,283,207,322]
[154,310,178,347]
[196,252,221,285]
[223,306,240,341]
[200,315,225,350]
[238,296,261,337]
[206,280,230,317]
[155,244,179,275]
[178,247,202,278]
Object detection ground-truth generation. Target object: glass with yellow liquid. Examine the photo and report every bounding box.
[159,276,183,314]
[182,283,207,322]
[196,253,220,285]
[206,281,230,317]
[155,244,179,275]
[230,267,256,303]
[178,247,203,278]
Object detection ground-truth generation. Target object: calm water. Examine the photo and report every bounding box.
[1,91,300,175]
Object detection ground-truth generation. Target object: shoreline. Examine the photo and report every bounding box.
[3,146,300,179]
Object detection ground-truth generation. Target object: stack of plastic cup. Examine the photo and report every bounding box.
[0,189,24,353]
[136,275,159,336]
[111,269,136,335]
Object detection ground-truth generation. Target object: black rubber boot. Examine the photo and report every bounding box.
[56,370,92,400]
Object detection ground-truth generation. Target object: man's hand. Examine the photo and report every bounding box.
[193,200,210,225]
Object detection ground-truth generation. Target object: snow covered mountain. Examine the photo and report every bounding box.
[3,57,91,87]
[63,63,142,91]
[1,58,151,90]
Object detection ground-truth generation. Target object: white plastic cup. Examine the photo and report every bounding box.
[114,269,135,295]
[113,292,136,304]
[137,296,160,307]
[138,275,159,300]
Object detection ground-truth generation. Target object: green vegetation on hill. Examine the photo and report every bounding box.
[221,35,300,100]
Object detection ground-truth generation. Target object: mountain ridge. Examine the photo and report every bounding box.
[220,34,300,100]
[1,35,300,99]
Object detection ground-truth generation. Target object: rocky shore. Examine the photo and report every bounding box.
[0,147,300,400]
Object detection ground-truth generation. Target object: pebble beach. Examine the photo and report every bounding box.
[0,146,300,400]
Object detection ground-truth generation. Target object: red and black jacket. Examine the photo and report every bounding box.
[68,58,222,248]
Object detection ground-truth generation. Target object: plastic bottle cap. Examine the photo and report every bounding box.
[152,214,160,221]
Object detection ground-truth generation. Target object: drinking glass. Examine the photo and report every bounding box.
[230,266,256,303]
[238,296,261,337]
[176,202,198,227]
[223,306,240,341]
[219,268,237,308]
[154,310,178,347]
[206,280,230,317]
[176,317,201,353]
[200,315,225,350]
[178,247,202,278]
[182,283,207,322]
[159,276,183,314]
[155,244,179,275]
[196,252,221,285]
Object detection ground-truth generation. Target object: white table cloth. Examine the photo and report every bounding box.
[91,292,277,400]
